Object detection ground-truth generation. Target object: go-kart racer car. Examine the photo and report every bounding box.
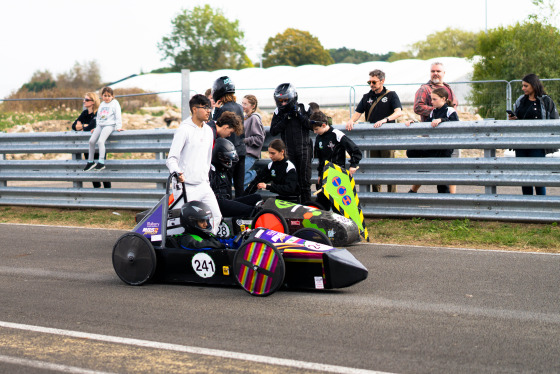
[135,173,361,247]
[117,174,368,296]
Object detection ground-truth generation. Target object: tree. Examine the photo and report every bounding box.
[262,28,334,68]
[411,28,482,59]
[158,5,251,71]
[21,70,56,92]
[56,60,102,89]
[387,51,415,62]
[329,47,392,64]
[470,21,560,119]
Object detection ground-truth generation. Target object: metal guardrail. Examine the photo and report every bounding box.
[1,120,559,222]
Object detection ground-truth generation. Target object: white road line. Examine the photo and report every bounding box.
[0,354,115,374]
[0,321,396,374]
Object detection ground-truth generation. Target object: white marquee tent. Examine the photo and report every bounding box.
[111,57,474,109]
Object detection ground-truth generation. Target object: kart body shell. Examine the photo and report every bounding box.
[115,174,368,296]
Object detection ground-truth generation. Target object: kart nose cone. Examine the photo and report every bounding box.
[323,249,368,288]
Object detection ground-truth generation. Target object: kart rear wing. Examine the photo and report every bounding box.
[133,173,187,247]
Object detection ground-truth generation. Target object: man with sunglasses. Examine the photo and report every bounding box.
[166,94,222,234]
[345,69,402,193]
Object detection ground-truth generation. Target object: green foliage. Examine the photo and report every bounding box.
[158,5,251,71]
[470,21,560,119]
[329,47,392,64]
[21,70,56,92]
[0,108,80,132]
[367,218,560,252]
[262,28,334,67]
[387,50,415,62]
[411,28,482,59]
[22,79,56,92]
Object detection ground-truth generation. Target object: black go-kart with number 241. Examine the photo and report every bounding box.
[114,173,368,296]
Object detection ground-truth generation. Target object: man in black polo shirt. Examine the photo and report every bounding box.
[346,69,402,192]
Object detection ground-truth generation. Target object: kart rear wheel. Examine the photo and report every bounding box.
[233,239,285,296]
[112,232,156,286]
[251,209,288,233]
[292,228,332,246]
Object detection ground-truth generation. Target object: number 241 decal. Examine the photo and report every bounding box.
[191,253,216,278]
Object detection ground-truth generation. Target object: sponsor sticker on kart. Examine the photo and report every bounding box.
[303,241,332,252]
[314,276,325,289]
[192,253,216,278]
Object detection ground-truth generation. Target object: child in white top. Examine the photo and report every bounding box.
[83,87,123,171]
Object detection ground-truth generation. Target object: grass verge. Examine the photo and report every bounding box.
[0,206,558,253]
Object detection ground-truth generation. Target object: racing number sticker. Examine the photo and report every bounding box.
[216,222,231,238]
[192,253,216,278]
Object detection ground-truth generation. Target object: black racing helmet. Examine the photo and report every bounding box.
[212,76,236,102]
[212,138,239,170]
[180,201,213,235]
[274,83,298,108]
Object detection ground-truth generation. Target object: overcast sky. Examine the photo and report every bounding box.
[0,0,537,99]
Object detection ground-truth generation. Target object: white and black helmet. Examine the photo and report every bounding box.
[212,76,236,102]
[274,83,298,108]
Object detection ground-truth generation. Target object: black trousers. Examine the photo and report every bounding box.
[217,193,262,218]
[288,146,312,203]
[228,155,246,199]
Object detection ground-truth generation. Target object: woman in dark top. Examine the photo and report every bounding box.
[244,139,300,201]
[72,92,111,188]
[508,74,559,195]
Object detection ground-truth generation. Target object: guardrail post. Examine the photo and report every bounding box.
[181,69,191,122]
[155,151,166,189]
[484,148,497,194]
[0,154,4,187]
[71,153,83,189]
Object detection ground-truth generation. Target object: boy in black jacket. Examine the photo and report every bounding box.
[311,111,362,210]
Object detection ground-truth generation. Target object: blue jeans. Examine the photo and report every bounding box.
[244,155,258,189]
[515,149,546,195]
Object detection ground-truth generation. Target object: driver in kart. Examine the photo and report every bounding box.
[173,201,225,250]
[210,137,263,217]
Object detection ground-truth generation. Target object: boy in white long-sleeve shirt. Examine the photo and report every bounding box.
[83,86,123,171]
[166,94,222,234]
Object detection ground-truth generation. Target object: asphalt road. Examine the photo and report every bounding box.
[1,223,559,374]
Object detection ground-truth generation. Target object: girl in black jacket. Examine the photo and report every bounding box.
[406,87,459,194]
[244,139,300,201]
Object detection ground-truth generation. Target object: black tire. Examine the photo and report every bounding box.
[292,228,332,246]
[233,238,285,296]
[112,232,156,286]
[251,209,288,233]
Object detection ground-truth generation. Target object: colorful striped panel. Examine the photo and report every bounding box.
[238,241,279,295]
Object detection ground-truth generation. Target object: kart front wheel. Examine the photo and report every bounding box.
[112,232,156,286]
[251,209,288,233]
[293,228,332,246]
[233,239,285,296]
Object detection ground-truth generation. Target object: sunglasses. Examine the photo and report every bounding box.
[83,98,93,102]
[367,80,381,85]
